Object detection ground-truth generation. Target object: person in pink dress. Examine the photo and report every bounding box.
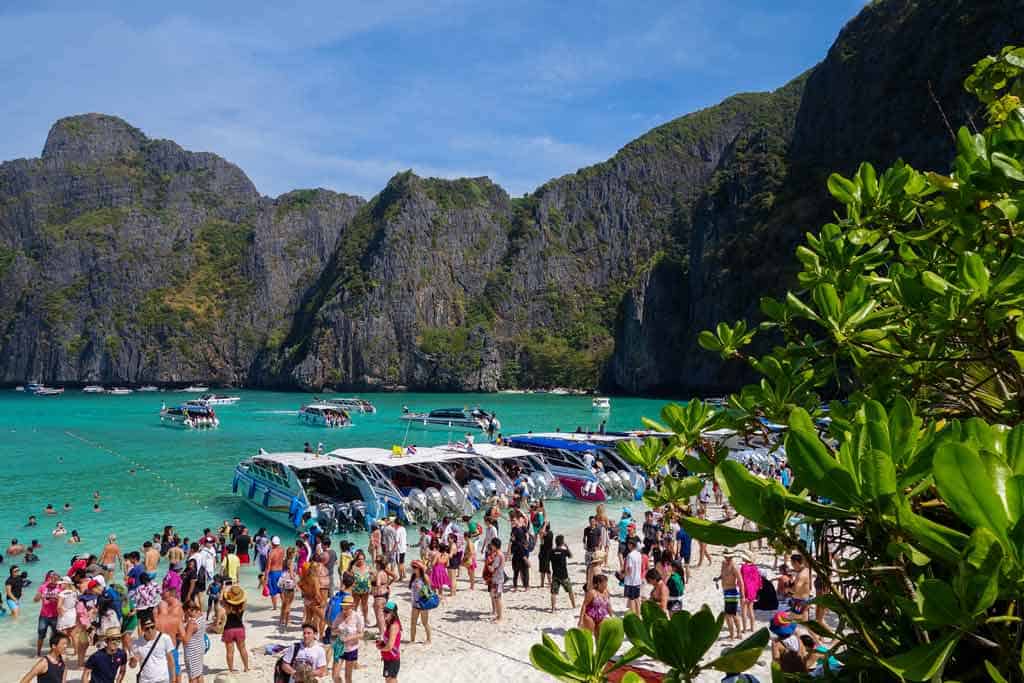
[740,550,762,634]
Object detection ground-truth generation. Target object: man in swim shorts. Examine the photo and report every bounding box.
[720,551,743,639]
[266,536,285,608]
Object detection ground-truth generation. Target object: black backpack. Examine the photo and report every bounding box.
[754,576,779,611]
[273,643,302,683]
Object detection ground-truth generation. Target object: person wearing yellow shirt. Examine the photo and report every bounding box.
[222,544,241,584]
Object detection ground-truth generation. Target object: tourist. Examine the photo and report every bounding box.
[578,573,612,636]
[34,571,61,656]
[462,526,478,590]
[645,568,668,614]
[180,600,206,683]
[221,544,240,585]
[787,553,812,621]
[280,622,328,682]
[99,534,120,581]
[131,572,162,626]
[221,584,249,673]
[667,560,685,613]
[129,616,175,683]
[408,560,435,645]
[332,595,364,683]
[350,550,372,627]
[376,602,401,683]
[373,555,397,634]
[740,551,762,633]
[266,535,285,609]
[509,514,530,591]
[428,541,451,603]
[52,522,66,538]
[8,538,26,556]
[321,538,338,595]
[694,505,713,567]
[393,517,408,581]
[720,551,743,639]
[154,587,183,682]
[369,523,383,566]
[616,509,632,571]
[44,504,56,516]
[6,565,24,617]
[623,538,643,616]
[298,553,328,635]
[18,632,69,683]
[548,534,575,612]
[536,521,553,589]
[162,562,183,598]
[253,527,270,573]
[27,516,37,527]
[278,552,299,629]
[583,516,604,590]
[83,627,127,683]
[485,538,504,623]
[55,576,78,651]
[446,532,463,594]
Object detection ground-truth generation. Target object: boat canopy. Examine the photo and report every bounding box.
[252,451,363,471]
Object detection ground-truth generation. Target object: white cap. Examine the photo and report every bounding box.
[271,536,281,546]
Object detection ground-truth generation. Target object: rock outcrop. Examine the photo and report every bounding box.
[1,1,1022,392]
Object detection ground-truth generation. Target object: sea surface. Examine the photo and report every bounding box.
[0,389,675,651]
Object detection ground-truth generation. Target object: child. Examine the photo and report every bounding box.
[206,574,224,621]
[258,572,268,597]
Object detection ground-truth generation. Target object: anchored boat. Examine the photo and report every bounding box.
[233,451,388,533]
[195,393,241,406]
[160,401,219,429]
[299,402,352,428]
[399,407,498,431]
[325,397,376,414]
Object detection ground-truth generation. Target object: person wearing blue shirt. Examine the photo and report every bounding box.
[676,525,692,567]
[616,508,632,569]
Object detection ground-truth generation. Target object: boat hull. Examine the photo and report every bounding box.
[298,412,350,428]
[554,474,607,502]
[399,417,485,430]
[160,413,219,429]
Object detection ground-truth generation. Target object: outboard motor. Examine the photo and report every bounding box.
[467,480,487,508]
[530,472,548,496]
[604,471,624,496]
[316,504,337,535]
[333,503,354,531]
[425,487,445,514]
[406,488,431,524]
[349,501,367,529]
[440,485,462,515]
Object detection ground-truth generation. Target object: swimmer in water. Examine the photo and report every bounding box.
[44,505,56,516]
[67,530,81,544]
[93,491,100,501]
[52,522,66,537]
[92,504,101,513]
[62,503,71,512]
[25,516,36,527]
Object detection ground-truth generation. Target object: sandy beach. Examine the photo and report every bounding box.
[1,505,780,683]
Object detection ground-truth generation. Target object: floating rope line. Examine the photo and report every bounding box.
[63,430,211,511]
[431,625,533,667]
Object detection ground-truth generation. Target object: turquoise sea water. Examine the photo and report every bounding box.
[0,389,673,651]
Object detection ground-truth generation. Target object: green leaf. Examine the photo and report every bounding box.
[784,408,860,506]
[827,173,859,205]
[715,460,769,523]
[564,628,593,673]
[1008,424,1024,475]
[959,251,991,295]
[992,151,1024,181]
[678,517,766,546]
[880,631,961,682]
[860,448,898,508]
[707,628,770,672]
[888,396,919,466]
[622,613,654,657]
[985,660,1010,683]
[697,330,722,352]
[529,643,582,681]
[922,270,952,294]
[915,579,963,627]
[594,618,624,670]
[686,606,720,667]
[782,493,857,519]
[895,497,969,565]
[934,442,1011,538]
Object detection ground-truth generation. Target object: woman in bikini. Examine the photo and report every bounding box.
[578,574,613,636]
[350,550,372,628]
[372,556,396,635]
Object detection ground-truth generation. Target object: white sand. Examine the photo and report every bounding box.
[2,508,781,682]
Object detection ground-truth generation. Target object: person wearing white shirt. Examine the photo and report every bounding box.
[280,624,328,683]
[623,539,643,616]
[393,519,408,580]
[130,618,175,683]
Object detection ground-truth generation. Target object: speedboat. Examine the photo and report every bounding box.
[108,387,133,395]
[592,397,611,410]
[329,447,476,526]
[299,403,352,428]
[160,402,219,429]
[195,393,241,406]
[180,385,209,393]
[325,397,376,414]
[82,385,106,394]
[137,385,159,392]
[25,382,42,393]
[399,407,497,431]
[506,433,650,502]
[34,387,65,396]
[233,451,388,533]
[442,442,563,503]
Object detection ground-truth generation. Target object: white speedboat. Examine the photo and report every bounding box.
[137,385,159,392]
[399,407,497,431]
[233,451,389,532]
[82,385,106,394]
[299,402,352,428]
[14,386,24,392]
[160,402,219,429]
[25,383,42,393]
[180,385,209,393]
[592,397,611,410]
[195,393,241,406]
[35,387,64,396]
[325,397,376,414]
[108,387,133,395]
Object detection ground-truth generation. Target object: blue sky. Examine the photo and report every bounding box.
[0,1,865,199]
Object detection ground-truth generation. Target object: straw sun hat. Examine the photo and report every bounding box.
[223,584,247,605]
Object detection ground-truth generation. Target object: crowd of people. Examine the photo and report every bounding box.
[14,453,838,683]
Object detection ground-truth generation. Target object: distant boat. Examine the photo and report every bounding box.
[26,382,43,393]
[137,385,159,392]
[194,393,241,406]
[324,397,375,414]
[299,403,352,428]
[550,387,570,395]
[82,385,106,394]
[14,386,25,392]
[35,387,64,396]
[592,397,611,410]
[180,385,209,393]
[399,407,497,431]
[160,402,219,429]
[108,387,133,395]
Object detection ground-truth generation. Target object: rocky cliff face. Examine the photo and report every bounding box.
[1,1,1021,392]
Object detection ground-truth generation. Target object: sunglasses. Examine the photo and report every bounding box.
[142,624,156,630]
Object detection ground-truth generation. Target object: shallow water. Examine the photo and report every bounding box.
[0,389,673,650]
